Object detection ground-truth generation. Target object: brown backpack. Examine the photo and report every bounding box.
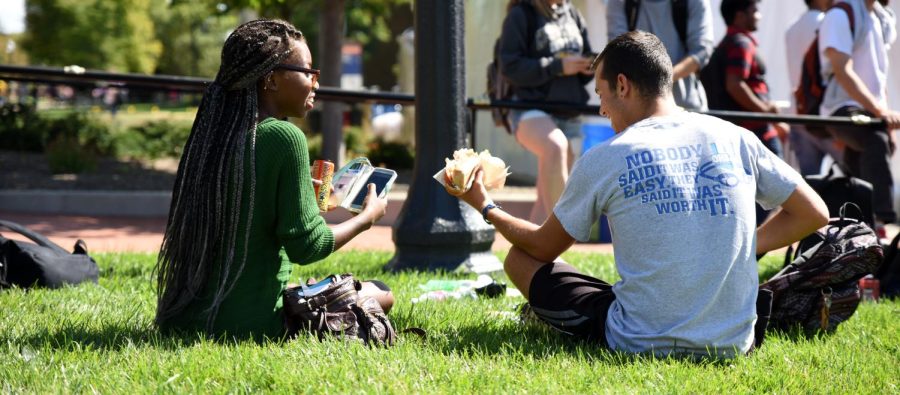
[760,204,882,333]
[283,273,397,346]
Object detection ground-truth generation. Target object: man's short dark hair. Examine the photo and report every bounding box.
[592,31,672,99]
[721,0,758,26]
[804,0,812,7]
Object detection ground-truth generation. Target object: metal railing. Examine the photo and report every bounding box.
[0,64,885,129]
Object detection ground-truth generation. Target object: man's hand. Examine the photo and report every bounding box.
[445,169,492,212]
[874,107,900,131]
[872,107,899,154]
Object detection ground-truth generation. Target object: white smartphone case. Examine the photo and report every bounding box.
[331,158,396,213]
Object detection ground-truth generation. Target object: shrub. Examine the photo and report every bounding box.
[0,103,45,151]
[367,137,414,169]
[0,105,115,156]
[120,120,192,160]
[45,135,97,174]
[44,112,116,157]
[344,126,368,158]
[306,133,322,161]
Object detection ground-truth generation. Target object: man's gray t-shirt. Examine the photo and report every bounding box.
[554,112,801,357]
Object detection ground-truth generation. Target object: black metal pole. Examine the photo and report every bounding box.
[385,0,501,273]
[0,65,887,129]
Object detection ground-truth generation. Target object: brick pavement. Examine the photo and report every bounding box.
[0,211,615,254]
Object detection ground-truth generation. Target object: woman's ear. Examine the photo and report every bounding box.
[263,72,278,91]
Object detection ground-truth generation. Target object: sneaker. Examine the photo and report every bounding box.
[516,302,544,327]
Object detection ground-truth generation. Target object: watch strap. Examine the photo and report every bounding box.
[481,203,501,224]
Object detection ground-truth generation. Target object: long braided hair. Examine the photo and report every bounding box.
[155,19,305,330]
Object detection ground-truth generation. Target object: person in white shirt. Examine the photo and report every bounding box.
[820,0,900,230]
[785,0,841,176]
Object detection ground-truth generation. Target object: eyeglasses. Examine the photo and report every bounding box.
[274,64,320,85]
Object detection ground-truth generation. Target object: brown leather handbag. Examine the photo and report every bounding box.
[283,273,397,346]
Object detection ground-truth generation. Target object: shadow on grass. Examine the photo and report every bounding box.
[2,324,188,352]
[415,320,734,366]
[2,323,295,352]
[764,325,838,343]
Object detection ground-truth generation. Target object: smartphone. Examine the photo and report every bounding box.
[348,168,397,212]
[300,276,336,298]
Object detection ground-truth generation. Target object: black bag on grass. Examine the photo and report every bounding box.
[282,273,397,347]
[0,219,99,289]
[760,204,882,333]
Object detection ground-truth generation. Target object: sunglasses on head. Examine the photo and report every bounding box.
[274,64,320,85]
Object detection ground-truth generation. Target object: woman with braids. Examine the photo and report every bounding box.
[154,19,390,340]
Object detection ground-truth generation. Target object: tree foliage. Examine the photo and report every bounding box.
[152,2,237,77]
[214,0,411,65]
[22,0,163,74]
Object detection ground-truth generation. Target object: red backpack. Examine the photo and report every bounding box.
[795,3,855,127]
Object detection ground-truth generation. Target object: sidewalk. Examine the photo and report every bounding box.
[0,211,616,254]
[0,182,619,255]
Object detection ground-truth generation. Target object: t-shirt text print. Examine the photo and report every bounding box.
[619,142,752,217]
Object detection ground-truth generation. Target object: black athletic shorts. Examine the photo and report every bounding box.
[527,261,616,346]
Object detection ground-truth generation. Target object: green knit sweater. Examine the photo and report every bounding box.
[164,118,335,339]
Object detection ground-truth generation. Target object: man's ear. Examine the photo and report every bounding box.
[616,73,629,98]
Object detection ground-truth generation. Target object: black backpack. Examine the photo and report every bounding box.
[760,204,883,333]
[0,219,99,289]
[625,0,689,46]
[487,1,536,134]
[795,3,854,122]
[804,163,874,228]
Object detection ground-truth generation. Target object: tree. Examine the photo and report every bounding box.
[0,34,30,65]
[22,0,163,74]
[152,2,237,78]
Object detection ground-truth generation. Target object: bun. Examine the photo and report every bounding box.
[442,149,509,195]
[444,149,481,195]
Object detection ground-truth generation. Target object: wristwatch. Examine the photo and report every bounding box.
[481,203,501,224]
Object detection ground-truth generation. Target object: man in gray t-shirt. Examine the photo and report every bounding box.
[445,31,828,358]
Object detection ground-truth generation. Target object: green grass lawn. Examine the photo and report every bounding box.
[2,252,898,393]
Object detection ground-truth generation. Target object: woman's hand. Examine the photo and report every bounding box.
[360,183,388,228]
[330,184,387,251]
[310,178,337,211]
[561,56,593,76]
